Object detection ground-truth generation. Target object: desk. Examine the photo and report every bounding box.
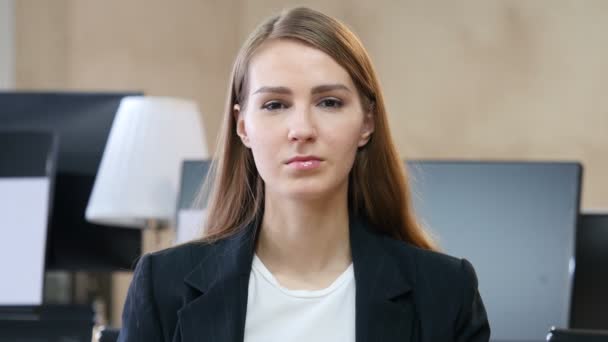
[0,305,94,342]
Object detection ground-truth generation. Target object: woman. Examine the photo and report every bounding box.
[119,7,490,342]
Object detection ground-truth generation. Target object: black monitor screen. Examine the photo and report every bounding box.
[406,161,582,342]
[0,92,143,271]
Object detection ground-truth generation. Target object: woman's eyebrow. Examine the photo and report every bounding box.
[311,84,351,94]
[252,84,351,96]
[253,86,291,95]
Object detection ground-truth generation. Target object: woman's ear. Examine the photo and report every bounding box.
[234,104,251,148]
[358,111,375,147]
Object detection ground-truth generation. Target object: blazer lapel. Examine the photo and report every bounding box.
[350,216,418,342]
[176,221,259,342]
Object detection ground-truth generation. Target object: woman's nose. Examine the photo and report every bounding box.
[287,106,318,142]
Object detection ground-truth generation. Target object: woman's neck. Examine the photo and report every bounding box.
[255,189,352,286]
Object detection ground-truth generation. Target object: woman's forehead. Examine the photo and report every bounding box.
[247,39,355,92]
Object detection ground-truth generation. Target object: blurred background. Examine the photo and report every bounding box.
[8,1,607,206]
[1,1,607,341]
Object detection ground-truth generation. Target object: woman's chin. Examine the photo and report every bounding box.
[277,183,343,202]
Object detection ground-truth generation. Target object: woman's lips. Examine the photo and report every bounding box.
[287,159,322,170]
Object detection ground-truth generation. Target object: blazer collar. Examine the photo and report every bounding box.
[183,218,258,294]
[347,215,418,341]
[177,214,417,342]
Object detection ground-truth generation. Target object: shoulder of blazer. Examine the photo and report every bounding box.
[143,239,228,283]
[380,236,474,314]
[143,240,218,276]
[381,235,466,279]
[136,240,221,308]
[379,237,489,339]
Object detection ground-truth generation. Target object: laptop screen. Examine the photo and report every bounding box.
[0,131,57,305]
[0,179,51,305]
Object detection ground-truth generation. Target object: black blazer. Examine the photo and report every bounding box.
[118,215,490,342]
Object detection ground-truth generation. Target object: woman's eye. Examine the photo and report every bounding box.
[318,98,343,109]
[262,101,286,111]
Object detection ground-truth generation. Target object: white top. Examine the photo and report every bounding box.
[244,254,356,342]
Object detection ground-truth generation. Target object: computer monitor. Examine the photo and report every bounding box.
[570,213,608,330]
[0,92,143,271]
[0,131,57,305]
[405,161,582,342]
[171,159,584,340]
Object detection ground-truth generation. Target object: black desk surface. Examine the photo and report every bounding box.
[0,305,94,342]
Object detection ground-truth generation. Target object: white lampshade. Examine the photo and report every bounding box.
[86,96,208,228]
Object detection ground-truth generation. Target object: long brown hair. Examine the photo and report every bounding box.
[197,7,437,251]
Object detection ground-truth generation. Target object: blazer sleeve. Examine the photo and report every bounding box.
[118,254,164,342]
[454,258,491,342]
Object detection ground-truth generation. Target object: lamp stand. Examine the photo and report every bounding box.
[142,219,174,254]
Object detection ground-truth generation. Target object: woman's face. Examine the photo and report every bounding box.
[235,39,374,200]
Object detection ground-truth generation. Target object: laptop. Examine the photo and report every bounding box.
[0,131,94,341]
